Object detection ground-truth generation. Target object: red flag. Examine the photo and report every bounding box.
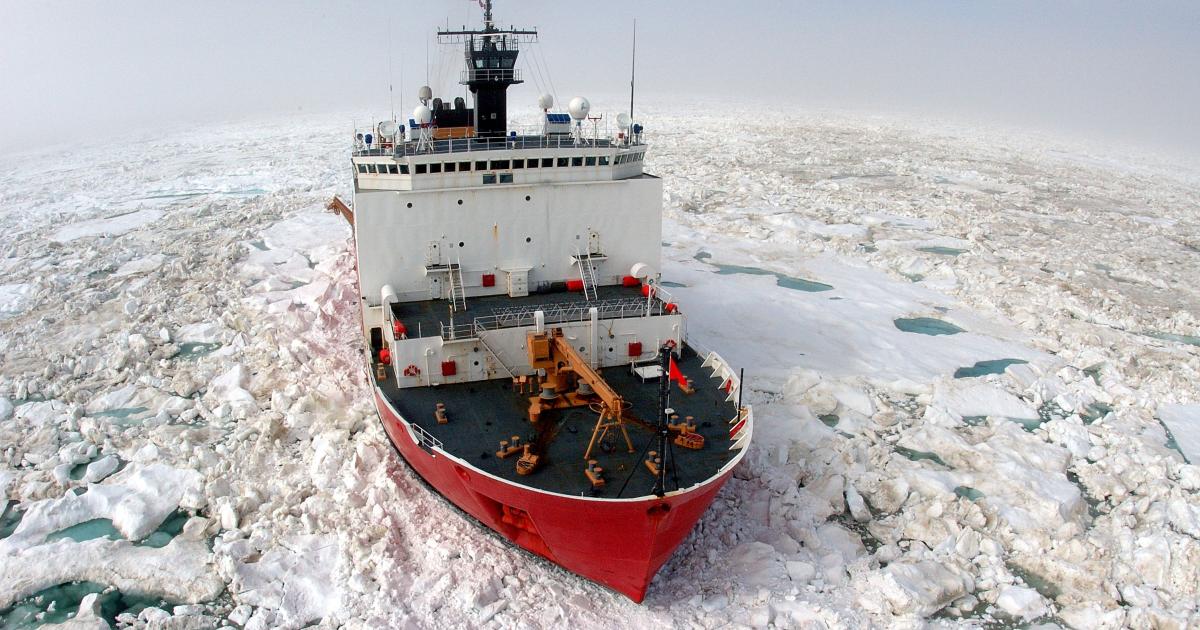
[668,355,685,385]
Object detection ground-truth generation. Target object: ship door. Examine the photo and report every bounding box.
[425,241,442,266]
[588,230,602,255]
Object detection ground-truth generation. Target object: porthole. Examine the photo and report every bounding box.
[608,347,614,353]
[457,199,463,205]
[406,202,413,208]
[525,195,531,201]
[473,361,480,366]
[525,236,532,243]
[459,241,465,248]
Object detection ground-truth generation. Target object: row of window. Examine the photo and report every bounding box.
[356,152,645,176]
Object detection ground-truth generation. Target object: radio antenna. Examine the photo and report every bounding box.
[629,18,637,120]
[388,17,395,120]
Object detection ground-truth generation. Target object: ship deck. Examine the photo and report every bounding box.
[391,284,661,339]
[377,343,740,498]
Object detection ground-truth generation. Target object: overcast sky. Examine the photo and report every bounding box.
[2,1,1198,156]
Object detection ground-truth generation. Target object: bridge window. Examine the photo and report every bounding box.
[542,158,554,168]
[526,159,539,169]
[499,173,514,184]
[571,157,583,167]
[366,164,377,174]
[429,163,442,174]
[599,156,610,166]
[476,160,488,171]
[482,173,497,184]
[357,164,368,174]
[585,156,596,166]
[415,163,427,174]
[557,157,568,167]
[400,164,410,174]
[490,159,510,170]
[459,161,472,172]
[387,164,398,174]
[512,159,524,169]
[444,162,456,172]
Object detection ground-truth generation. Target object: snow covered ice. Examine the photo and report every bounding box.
[2,104,1199,628]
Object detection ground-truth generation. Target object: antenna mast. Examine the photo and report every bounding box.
[629,18,637,120]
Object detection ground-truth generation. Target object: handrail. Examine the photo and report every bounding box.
[410,422,444,451]
[352,124,648,158]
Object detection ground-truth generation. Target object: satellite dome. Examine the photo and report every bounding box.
[616,112,632,130]
[413,105,432,125]
[418,85,433,101]
[378,120,399,138]
[537,93,554,110]
[630,262,655,279]
[568,96,590,120]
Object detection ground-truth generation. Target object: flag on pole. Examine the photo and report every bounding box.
[668,355,685,385]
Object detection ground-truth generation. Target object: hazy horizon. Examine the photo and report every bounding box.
[2,1,1198,158]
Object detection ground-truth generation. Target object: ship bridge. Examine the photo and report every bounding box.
[351,130,649,192]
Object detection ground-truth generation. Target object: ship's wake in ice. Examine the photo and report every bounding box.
[1,106,1198,628]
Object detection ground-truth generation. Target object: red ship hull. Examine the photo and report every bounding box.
[374,388,736,602]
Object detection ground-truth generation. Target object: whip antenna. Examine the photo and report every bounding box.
[629,18,637,120]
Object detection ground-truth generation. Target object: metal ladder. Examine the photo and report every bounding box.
[474,324,515,378]
[449,258,468,312]
[576,248,598,301]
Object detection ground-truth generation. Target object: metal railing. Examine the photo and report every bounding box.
[409,422,443,452]
[436,296,669,341]
[461,68,522,83]
[352,123,647,158]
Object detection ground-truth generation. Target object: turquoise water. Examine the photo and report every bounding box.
[917,246,967,256]
[142,511,189,548]
[0,581,174,629]
[818,414,840,427]
[895,446,949,467]
[46,519,122,544]
[176,342,222,360]
[659,281,688,288]
[692,251,833,292]
[1082,402,1112,424]
[44,509,188,547]
[91,407,149,425]
[1143,331,1200,347]
[954,486,984,501]
[894,318,965,336]
[1,501,24,539]
[953,358,1028,378]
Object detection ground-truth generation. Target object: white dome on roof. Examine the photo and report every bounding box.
[568,96,590,120]
[418,85,433,101]
[413,105,432,125]
[538,93,554,110]
[616,112,631,130]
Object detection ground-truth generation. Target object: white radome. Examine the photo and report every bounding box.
[538,93,554,110]
[418,85,433,101]
[568,96,590,120]
[630,262,655,279]
[377,120,398,139]
[413,105,432,125]
[616,112,632,130]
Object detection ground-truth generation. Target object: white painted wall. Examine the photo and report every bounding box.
[354,176,663,304]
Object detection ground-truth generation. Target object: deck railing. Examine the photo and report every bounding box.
[353,123,647,158]
[436,296,669,341]
[409,422,444,452]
